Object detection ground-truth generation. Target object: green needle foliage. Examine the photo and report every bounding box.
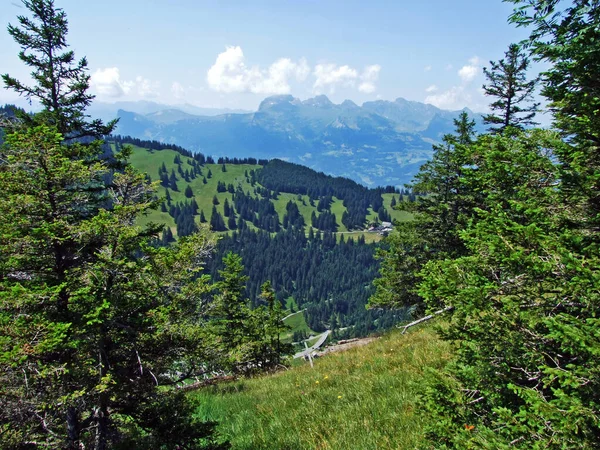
[373,1,600,447]
[0,126,224,448]
[208,254,293,374]
[0,1,229,448]
[1,0,115,139]
[482,43,539,133]
[368,112,479,311]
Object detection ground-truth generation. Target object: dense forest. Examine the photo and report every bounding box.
[257,159,397,230]
[210,227,408,338]
[369,1,600,447]
[0,2,287,448]
[3,0,600,448]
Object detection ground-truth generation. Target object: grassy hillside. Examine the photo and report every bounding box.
[192,326,452,450]
[126,144,411,239]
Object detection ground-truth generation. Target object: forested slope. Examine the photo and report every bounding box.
[117,137,412,337]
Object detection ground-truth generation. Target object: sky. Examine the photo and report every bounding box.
[0,0,533,112]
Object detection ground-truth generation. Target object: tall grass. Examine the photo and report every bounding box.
[192,326,452,449]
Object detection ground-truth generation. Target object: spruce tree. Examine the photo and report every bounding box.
[1,0,115,139]
[417,2,600,446]
[482,43,539,133]
[0,2,223,448]
[0,126,222,449]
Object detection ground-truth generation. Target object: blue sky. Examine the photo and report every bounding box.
[0,0,532,112]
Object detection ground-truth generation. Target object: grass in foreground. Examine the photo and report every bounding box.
[192,326,452,449]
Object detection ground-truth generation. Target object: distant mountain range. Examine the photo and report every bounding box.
[87,101,251,123]
[108,96,484,186]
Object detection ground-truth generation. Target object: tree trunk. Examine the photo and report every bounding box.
[94,396,109,450]
[66,407,80,450]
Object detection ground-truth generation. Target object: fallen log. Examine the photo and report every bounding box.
[399,306,454,334]
[177,375,236,392]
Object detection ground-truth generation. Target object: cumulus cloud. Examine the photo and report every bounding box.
[206,46,309,94]
[313,63,381,94]
[313,63,358,93]
[358,64,381,94]
[135,76,160,98]
[90,67,132,97]
[91,68,159,98]
[425,86,470,110]
[171,81,186,100]
[458,56,481,83]
[424,57,484,110]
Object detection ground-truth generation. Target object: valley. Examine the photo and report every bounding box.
[111,95,485,187]
[121,137,414,341]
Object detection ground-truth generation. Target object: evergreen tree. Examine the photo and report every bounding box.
[256,281,293,368]
[199,209,207,223]
[184,184,194,198]
[482,43,539,133]
[1,0,115,139]
[169,169,178,191]
[369,112,478,310]
[160,226,175,245]
[209,206,226,232]
[414,2,600,447]
[227,213,237,230]
[207,253,250,370]
[0,3,223,448]
[0,126,222,449]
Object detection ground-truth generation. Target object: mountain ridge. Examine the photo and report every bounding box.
[113,95,485,186]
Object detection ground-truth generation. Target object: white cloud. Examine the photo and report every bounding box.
[424,56,485,110]
[90,67,131,98]
[172,81,186,100]
[358,64,381,93]
[313,63,358,93]
[135,76,160,98]
[206,46,309,94]
[91,68,159,99]
[424,65,432,72]
[425,86,470,110]
[358,82,376,94]
[313,63,380,94]
[458,56,481,83]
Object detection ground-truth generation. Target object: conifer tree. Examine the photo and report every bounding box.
[169,169,179,191]
[482,43,539,133]
[0,2,224,448]
[1,0,115,139]
[0,126,222,449]
[417,2,600,446]
[368,112,478,310]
